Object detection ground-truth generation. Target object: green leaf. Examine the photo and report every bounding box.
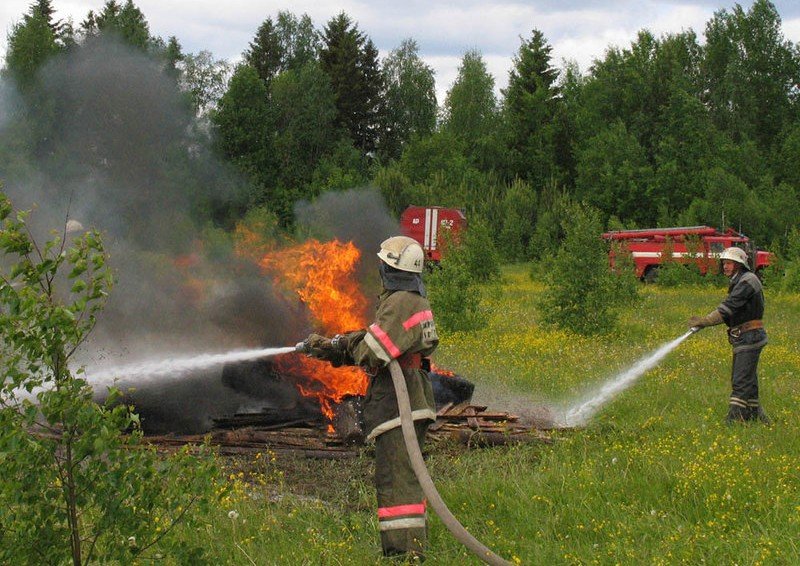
[70,279,88,294]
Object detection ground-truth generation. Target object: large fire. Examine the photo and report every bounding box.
[256,239,370,420]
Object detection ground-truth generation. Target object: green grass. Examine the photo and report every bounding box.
[168,265,800,565]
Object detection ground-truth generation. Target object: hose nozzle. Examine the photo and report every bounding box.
[295,340,309,354]
[690,326,702,334]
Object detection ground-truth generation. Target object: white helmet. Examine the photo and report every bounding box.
[377,236,424,273]
[720,247,750,269]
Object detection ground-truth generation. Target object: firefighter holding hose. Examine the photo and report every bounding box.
[300,236,438,560]
[688,247,770,424]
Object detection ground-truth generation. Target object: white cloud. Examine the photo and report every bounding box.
[783,17,800,42]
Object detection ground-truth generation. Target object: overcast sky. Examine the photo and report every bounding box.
[2,1,799,102]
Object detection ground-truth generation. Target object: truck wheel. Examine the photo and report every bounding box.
[643,266,659,283]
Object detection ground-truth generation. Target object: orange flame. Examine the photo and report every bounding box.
[259,240,367,332]
[430,362,455,377]
[257,239,370,420]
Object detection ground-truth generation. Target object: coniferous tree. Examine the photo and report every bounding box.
[245,12,320,86]
[3,3,60,88]
[84,0,151,50]
[244,17,283,85]
[537,201,621,335]
[162,35,183,79]
[320,12,385,155]
[29,0,73,47]
[502,29,561,186]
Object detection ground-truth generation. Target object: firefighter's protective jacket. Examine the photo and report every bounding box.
[717,270,765,328]
[347,289,438,440]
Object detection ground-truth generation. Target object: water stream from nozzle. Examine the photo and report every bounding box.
[560,329,696,427]
[82,346,296,389]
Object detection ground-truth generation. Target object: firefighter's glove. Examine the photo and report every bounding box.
[688,309,723,329]
[303,333,335,360]
[329,330,366,367]
[331,330,366,353]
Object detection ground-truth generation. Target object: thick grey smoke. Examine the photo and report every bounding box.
[0,38,301,431]
[0,78,17,132]
[0,39,400,433]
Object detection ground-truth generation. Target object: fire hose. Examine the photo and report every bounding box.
[387,359,511,566]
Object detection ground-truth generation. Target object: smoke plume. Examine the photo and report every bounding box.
[0,37,396,433]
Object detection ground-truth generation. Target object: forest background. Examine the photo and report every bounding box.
[3,0,800,262]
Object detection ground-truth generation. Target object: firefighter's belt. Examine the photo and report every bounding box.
[729,319,763,338]
[397,352,422,369]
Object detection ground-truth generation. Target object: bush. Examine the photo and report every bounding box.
[779,227,800,293]
[607,240,641,306]
[0,191,220,564]
[537,201,624,335]
[426,253,484,332]
[653,236,706,287]
[459,215,501,283]
[656,262,706,286]
[426,218,499,332]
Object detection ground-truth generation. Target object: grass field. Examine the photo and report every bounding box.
[186,265,800,565]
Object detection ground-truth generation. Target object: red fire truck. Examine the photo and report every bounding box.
[602,226,772,282]
[399,206,467,263]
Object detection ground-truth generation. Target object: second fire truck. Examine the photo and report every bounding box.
[602,226,772,282]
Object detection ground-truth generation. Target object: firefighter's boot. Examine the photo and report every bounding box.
[725,398,750,424]
[747,400,771,424]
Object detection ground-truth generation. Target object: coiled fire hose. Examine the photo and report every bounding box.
[388,360,512,566]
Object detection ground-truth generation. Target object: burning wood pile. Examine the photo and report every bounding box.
[144,368,553,458]
[130,237,552,456]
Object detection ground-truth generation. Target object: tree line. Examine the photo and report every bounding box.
[2,0,800,259]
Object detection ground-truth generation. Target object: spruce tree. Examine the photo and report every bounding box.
[502,29,561,185]
[320,12,385,155]
[244,12,320,86]
[4,3,59,88]
[244,17,283,85]
[88,0,152,51]
[537,201,621,335]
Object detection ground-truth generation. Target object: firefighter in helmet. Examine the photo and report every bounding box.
[301,235,438,559]
[688,246,770,423]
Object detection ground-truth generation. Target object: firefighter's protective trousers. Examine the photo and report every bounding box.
[728,327,768,418]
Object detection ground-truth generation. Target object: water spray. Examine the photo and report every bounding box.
[83,346,296,388]
[559,326,702,427]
